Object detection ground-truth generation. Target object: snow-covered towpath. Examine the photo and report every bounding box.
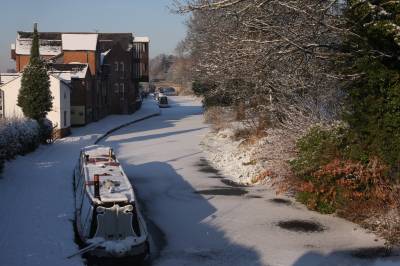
[101,96,400,266]
[0,99,159,266]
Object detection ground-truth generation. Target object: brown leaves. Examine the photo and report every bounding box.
[313,157,391,202]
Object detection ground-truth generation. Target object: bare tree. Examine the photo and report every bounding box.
[174,0,346,132]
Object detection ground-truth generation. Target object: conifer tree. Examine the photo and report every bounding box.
[17,23,53,122]
[343,0,400,167]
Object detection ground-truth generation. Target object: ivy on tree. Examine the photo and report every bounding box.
[17,23,53,122]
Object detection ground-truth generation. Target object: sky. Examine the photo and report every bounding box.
[0,0,188,72]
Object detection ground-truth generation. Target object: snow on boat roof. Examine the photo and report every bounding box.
[134,36,150,43]
[15,38,62,56]
[62,34,98,51]
[81,145,135,204]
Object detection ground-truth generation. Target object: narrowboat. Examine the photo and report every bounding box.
[158,95,169,108]
[74,145,149,258]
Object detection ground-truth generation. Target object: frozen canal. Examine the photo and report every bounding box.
[100,96,399,266]
[0,96,397,266]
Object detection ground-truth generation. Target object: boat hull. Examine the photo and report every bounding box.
[73,146,150,258]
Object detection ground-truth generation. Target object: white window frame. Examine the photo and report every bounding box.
[114,61,119,72]
[120,62,124,72]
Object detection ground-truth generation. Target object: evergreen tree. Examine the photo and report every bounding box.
[343,0,400,168]
[17,23,53,122]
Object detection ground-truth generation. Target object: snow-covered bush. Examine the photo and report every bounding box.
[0,117,42,173]
[39,118,53,143]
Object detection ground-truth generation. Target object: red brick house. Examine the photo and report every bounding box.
[10,31,149,123]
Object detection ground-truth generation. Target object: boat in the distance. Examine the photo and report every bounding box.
[73,145,149,258]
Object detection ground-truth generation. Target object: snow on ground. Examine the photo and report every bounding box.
[101,96,400,266]
[201,128,267,184]
[0,99,159,266]
[1,95,399,266]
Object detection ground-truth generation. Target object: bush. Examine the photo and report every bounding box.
[17,119,41,154]
[291,123,395,215]
[290,123,347,178]
[0,117,42,174]
[204,106,230,131]
[39,118,53,144]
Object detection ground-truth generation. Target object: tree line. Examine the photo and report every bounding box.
[173,0,400,232]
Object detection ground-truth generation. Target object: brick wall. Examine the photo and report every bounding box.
[63,51,98,75]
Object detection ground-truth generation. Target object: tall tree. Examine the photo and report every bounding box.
[343,0,400,167]
[17,23,53,122]
[176,0,344,127]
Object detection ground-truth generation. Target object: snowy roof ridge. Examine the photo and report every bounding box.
[62,34,98,51]
[134,36,150,43]
[49,64,88,83]
[15,37,62,56]
[0,73,22,86]
[49,74,73,88]
[100,49,111,65]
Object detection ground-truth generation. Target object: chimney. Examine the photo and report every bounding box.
[11,44,16,60]
[94,174,100,199]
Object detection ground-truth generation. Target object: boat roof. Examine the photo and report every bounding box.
[81,145,135,204]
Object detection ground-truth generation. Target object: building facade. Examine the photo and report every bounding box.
[9,31,149,131]
[50,63,93,126]
[0,73,71,137]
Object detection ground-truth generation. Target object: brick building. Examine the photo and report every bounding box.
[9,31,149,125]
[49,63,93,125]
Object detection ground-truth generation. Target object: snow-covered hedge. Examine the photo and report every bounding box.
[0,117,43,173]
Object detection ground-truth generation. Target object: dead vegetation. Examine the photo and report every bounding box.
[203,106,232,132]
[288,150,400,245]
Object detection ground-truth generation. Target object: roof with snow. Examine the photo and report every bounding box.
[49,63,89,83]
[15,36,62,56]
[61,34,98,51]
[134,36,150,43]
[0,73,71,89]
[15,32,139,52]
[0,73,21,85]
[100,49,111,65]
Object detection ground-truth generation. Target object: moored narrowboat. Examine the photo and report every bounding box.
[74,145,149,258]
